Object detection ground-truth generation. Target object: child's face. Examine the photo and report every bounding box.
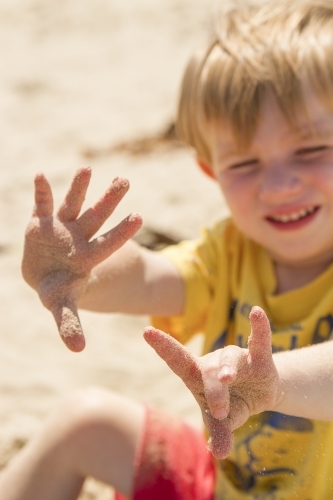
[207,86,333,268]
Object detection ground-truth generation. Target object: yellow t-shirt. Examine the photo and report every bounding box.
[152,218,333,500]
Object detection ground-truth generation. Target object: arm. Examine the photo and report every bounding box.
[78,238,184,316]
[144,306,333,459]
[22,167,184,352]
[272,341,333,420]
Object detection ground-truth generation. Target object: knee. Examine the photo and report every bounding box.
[65,385,116,413]
[55,386,119,433]
[41,387,144,484]
[52,386,143,442]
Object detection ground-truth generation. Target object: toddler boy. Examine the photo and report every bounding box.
[19,0,333,498]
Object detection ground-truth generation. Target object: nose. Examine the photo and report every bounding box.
[259,163,303,203]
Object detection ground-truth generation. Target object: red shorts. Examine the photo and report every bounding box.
[115,406,215,500]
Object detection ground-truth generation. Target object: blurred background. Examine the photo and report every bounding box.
[0,1,228,497]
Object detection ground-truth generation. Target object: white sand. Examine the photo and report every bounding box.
[0,1,229,497]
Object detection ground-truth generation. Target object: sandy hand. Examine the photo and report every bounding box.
[22,166,142,352]
[143,306,279,459]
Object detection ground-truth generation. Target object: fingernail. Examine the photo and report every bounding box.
[213,408,228,419]
[218,365,234,380]
[127,213,141,222]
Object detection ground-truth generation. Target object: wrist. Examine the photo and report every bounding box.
[268,352,291,413]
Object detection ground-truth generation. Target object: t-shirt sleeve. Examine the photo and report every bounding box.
[151,225,221,344]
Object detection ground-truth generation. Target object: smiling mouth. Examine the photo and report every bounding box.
[266,206,319,224]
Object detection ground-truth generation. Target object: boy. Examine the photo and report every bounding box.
[16,0,333,498]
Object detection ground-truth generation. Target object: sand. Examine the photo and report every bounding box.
[0,1,229,498]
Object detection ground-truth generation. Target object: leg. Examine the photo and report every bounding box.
[0,386,145,500]
[116,406,215,500]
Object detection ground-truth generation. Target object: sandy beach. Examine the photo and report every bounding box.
[0,1,229,497]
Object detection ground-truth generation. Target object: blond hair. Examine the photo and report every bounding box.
[177,0,333,163]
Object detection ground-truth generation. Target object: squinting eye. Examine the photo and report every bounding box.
[228,159,259,170]
[297,145,329,156]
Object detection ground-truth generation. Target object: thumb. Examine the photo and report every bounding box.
[51,300,85,352]
[38,271,86,352]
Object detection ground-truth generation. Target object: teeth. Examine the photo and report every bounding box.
[269,206,316,223]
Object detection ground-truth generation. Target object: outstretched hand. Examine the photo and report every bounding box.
[144,306,280,459]
[22,167,142,352]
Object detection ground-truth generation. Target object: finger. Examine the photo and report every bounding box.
[143,327,203,393]
[217,345,244,384]
[77,177,130,241]
[33,173,54,218]
[228,395,250,431]
[200,355,230,419]
[248,306,272,361]
[88,213,142,267]
[217,364,237,383]
[51,300,86,352]
[203,411,234,459]
[57,166,92,222]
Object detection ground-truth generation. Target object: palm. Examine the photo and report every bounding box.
[22,167,142,352]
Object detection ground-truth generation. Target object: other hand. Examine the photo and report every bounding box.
[22,166,142,352]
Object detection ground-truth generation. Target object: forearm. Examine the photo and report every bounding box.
[78,239,185,316]
[272,341,333,420]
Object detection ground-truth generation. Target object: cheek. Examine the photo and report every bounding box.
[218,173,256,213]
[313,164,333,187]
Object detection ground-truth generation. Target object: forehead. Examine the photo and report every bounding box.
[209,86,333,156]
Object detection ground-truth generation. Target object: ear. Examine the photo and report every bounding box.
[196,157,216,180]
